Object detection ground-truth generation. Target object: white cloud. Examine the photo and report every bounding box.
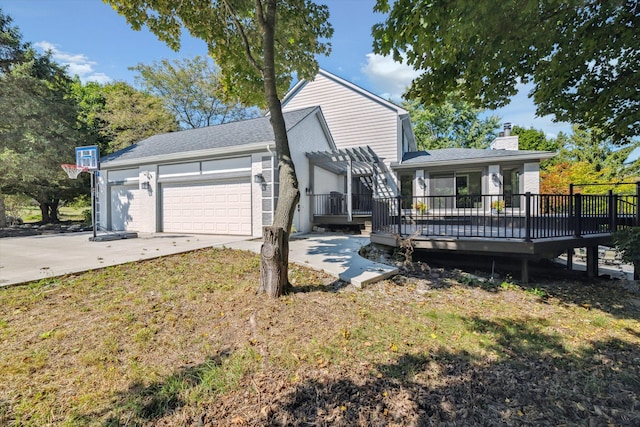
[361,53,420,102]
[34,41,112,84]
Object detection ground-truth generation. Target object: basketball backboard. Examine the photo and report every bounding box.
[76,145,99,170]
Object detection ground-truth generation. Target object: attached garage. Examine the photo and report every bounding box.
[110,184,142,231]
[97,106,334,237]
[161,179,252,235]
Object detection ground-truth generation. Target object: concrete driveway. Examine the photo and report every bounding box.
[0,232,397,288]
[0,232,254,287]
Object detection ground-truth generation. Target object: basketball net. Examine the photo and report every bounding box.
[61,164,89,179]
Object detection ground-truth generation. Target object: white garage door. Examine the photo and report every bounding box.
[110,184,142,231]
[162,179,252,235]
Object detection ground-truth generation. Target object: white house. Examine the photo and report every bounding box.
[96,69,556,237]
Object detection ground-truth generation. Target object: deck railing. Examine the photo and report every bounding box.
[371,193,638,241]
[311,193,373,216]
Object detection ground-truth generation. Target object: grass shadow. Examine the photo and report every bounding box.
[264,317,640,426]
[75,349,235,425]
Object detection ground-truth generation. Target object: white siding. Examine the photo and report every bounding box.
[523,163,540,194]
[287,111,334,233]
[283,72,402,164]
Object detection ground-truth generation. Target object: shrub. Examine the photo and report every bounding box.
[491,200,505,212]
[612,227,640,279]
[412,200,428,214]
[82,209,92,224]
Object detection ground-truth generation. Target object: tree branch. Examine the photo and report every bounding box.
[222,0,263,76]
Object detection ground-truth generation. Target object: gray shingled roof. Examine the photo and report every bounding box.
[400,148,555,165]
[102,106,318,164]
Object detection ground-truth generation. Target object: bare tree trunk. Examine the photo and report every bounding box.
[256,0,300,297]
[258,226,287,296]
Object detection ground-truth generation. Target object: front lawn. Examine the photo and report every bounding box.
[1,247,638,426]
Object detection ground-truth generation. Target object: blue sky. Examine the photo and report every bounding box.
[3,0,572,137]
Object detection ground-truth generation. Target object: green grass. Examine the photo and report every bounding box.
[17,206,87,223]
[0,248,638,425]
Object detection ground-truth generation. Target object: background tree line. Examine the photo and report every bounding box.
[0,9,258,227]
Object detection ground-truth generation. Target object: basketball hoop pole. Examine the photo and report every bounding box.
[64,145,100,241]
[91,170,97,241]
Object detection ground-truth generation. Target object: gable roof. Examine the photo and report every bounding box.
[393,148,556,170]
[281,68,417,161]
[282,68,409,116]
[101,106,327,167]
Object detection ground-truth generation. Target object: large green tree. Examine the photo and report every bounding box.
[99,81,178,152]
[404,96,500,149]
[0,10,88,224]
[131,56,260,129]
[373,0,639,144]
[105,0,332,297]
[0,57,89,223]
[71,80,179,154]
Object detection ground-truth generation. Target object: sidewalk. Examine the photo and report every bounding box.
[0,232,397,288]
[227,234,398,288]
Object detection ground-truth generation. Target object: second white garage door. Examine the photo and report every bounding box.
[111,184,142,231]
[161,180,252,235]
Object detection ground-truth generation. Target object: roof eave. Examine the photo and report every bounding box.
[101,141,274,169]
[391,152,557,170]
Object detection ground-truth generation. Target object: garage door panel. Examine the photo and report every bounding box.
[162,180,251,235]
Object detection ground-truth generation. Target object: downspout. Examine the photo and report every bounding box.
[347,158,353,222]
[267,144,275,222]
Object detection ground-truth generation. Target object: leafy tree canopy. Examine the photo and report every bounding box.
[131,56,261,129]
[0,53,88,222]
[373,0,639,144]
[97,81,178,152]
[0,8,27,72]
[106,0,332,107]
[404,95,500,150]
[511,126,559,152]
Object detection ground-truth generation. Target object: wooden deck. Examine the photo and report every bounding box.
[367,193,638,284]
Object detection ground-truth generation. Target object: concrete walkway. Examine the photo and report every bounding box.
[0,232,397,288]
[227,234,398,287]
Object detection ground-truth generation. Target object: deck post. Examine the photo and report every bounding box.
[586,245,599,278]
[396,195,402,236]
[566,250,573,271]
[574,193,582,238]
[525,192,532,242]
[608,190,616,231]
[521,258,529,285]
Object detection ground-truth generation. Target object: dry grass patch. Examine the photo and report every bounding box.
[0,247,639,426]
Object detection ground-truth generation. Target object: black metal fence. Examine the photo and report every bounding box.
[371,193,639,241]
[312,193,373,216]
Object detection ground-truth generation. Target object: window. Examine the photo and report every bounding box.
[456,172,482,208]
[430,173,454,209]
[503,168,521,208]
[400,174,413,209]
[431,171,482,209]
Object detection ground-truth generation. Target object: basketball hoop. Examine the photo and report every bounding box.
[61,164,88,179]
